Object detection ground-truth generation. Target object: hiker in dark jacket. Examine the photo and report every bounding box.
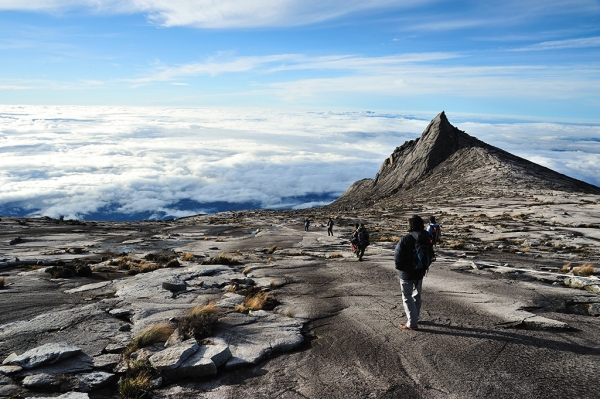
[394,215,432,331]
[351,223,369,261]
[327,217,334,236]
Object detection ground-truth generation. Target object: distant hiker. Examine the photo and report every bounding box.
[394,215,435,331]
[304,218,310,231]
[427,216,442,246]
[351,223,370,261]
[327,217,334,236]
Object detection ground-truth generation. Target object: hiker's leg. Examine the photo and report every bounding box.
[413,279,423,321]
[400,277,418,328]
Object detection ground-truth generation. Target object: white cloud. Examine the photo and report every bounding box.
[0,105,598,220]
[0,0,427,28]
[510,36,600,51]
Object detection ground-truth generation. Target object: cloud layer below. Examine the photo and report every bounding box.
[1,106,599,220]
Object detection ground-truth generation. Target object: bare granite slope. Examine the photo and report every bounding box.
[331,112,600,209]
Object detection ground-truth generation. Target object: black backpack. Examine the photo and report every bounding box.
[357,229,369,247]
[411,232,434,270]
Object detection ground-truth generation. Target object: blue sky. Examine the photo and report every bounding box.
[1,0,599,120]
[1,2,600,220]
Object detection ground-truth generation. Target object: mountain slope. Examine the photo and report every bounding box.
[330,112,600,209]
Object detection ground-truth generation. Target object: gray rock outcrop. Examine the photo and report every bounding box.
[3,342,81,369]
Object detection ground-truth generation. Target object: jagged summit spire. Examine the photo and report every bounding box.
[330,111,600,209]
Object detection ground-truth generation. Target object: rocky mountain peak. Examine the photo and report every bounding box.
[330,111,600,209]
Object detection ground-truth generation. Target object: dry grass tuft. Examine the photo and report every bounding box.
[560,263,572,273]
[118,360,155,399]
[124,323,174,358]
[449,241,465,249]
[181,252,195,261]
[178,302,219,340]
[234,289,279,313]
[202,253,243,266]
[572,264,595,277]
[285,309,294,318]
[266,245,279,254]
[0,277,5,288]
[330,253,342,259]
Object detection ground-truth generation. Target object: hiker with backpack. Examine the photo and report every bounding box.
[327,217,334,236]
[394,215,435,331]
[351,223,370,261]
[427,216,442,246]
[304,218,310,231]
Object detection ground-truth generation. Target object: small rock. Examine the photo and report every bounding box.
[164,328,185,348]
[0,384,20,396]
[92,354,121,370]
[108,308,133,318]
[3,342,81,369]
[149,339,198,370]
[76,371,115,392]
[0,374,14,385]
[0,365,22,375]
[119,324,131,332]
[26,392,90,399]
[588,303,600,316]
[162,275,186,292]
[22,373,60,389]
[104,343,126,354]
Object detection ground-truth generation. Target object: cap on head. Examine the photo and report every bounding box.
[430,216,436,223]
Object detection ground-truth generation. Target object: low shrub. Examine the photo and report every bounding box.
[124,323,174,358]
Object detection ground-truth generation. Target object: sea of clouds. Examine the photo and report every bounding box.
[1,105,599,221]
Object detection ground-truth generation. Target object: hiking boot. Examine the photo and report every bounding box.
[398,324,418,331]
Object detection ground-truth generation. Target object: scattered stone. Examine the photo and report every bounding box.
[166,342,231,380]
[3,342,82,369]
[162,275,187,292]
[108,308,133,318]
[103,343,126,354]
[92,354,120,370]
[76,371,115,392]
[164,328,185,348]
[149,339,198,370]
[216,293,245,308]
[18,353,95,377]
[0,365,22,375]
[587,303,600,316]
[0,384,20,396]
[65,281,112,294]
[26,392,90,399]
[0,374,14,384]
[22,373,60,389]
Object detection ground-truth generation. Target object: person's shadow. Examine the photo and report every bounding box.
[417,321,599,356]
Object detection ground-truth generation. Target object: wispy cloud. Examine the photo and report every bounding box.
[510,36,600,51]
[0,0,429,28]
